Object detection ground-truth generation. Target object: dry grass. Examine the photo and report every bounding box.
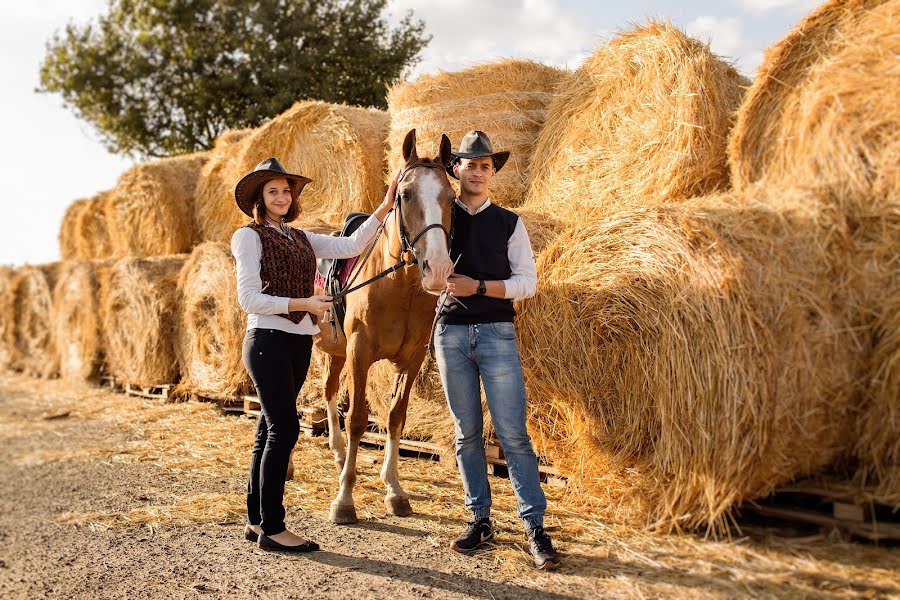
[102,255,185,386]
[523,21,747,225]
[387,60,568,206]
[0,265,15,370]
[52,259,113,382]
[59,193,115,261]
[517,185,860,533]
[3,372,896,598]
[5,263,60,378]
[727,0,900,507]
[175,242,251,400]
[58,198,88,260]
[104,153,209,257]
[195,101,389,244]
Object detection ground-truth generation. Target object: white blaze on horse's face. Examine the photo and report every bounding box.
[408,168,453,294]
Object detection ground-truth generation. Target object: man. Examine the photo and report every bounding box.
[434,130,559,570]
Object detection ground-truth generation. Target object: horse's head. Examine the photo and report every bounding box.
[395,129,455,295]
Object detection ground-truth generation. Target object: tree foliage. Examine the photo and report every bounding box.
[39,0,429,157]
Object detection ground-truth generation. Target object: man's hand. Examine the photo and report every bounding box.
[447,274,478,297]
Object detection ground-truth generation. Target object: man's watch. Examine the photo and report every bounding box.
[477,279,487,296]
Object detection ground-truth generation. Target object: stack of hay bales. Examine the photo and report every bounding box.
[195,102,389,245]
[387,60,567,206]
[52,260,113,381]
[102,256,185,386]
[5,263,61,378]
[58,192,114,260]
[728,0,900,504]
[0,266,15,370]
[518,187,857,532]
[175,242,252,400]
[105,153,209,257]
[523,21,748,225]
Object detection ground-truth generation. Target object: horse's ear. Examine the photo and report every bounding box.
[402,129,418,163]
[438,134,453,167]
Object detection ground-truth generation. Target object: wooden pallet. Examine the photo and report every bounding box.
[480,438,566,487]
[123,383,171,400]
[745,481,900,542]
[358,420,444,460]
[239,396,327,436]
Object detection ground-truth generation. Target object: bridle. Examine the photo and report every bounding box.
[324,162,454,341]
[394,161,454,262]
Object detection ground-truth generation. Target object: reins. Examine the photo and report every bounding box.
[325,162,454,341]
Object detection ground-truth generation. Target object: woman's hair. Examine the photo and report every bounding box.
[252,179,302,224]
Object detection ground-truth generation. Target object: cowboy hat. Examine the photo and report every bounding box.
[234,157,312,217]
[447,130,510,179]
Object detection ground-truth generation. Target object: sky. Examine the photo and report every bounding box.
[0,0,821,266]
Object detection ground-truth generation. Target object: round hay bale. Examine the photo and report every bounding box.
[387,60,567,206]
[0,266,16,370]
[105,153,209,257]
[517,186,858,532]
[6,263,61,378]
[175,242,251,400]
[728,0,898,205]
[102,255,186,386]
[523,22,748,222]
[195,101,389,244]
[59,199,89,260]
[73,192,114,260]
[52,260,113,381]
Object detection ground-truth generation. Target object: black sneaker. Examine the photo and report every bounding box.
[450,518,494,553]
[527,527,559,570]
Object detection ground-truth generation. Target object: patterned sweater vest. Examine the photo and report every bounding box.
[245,222,317,325]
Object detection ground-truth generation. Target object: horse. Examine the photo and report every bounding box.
[314,129,456,524]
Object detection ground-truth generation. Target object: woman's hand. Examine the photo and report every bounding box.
[373,171,400,222]
[289,295,333,318]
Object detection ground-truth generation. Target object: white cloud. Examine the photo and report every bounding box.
[388,0,596,76]
[737,0,820,14]
[686,16,743,57]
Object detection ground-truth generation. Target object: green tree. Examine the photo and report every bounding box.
[39,0,429,157]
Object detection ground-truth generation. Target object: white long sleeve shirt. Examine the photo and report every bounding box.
[230,215,381,334]
[453,198,537,302]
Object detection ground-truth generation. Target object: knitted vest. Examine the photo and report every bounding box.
[245,222,317,325]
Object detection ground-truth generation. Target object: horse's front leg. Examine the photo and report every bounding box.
[329,335,372,525]
[323,352,347,471]
[382,350,426,517]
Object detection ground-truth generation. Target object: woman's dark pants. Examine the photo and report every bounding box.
[242,328,313,536]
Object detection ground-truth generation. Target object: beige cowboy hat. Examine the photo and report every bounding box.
[234,157,312,217]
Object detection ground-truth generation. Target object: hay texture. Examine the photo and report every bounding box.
[523,22,747,223]
[195,101,388,244]
[729,0,898,204]
[105,153,209,257]
[5,263,61,378]
[52,260,113,381]
[59,193,115,260]
[727,0,900,503]
[517,186,857,532]
[0,266,15,370]
[102,256,185,386]
[387,60,567,206]
[59,199,88,260]
[175,242,251,400]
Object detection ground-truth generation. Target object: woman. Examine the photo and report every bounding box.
[231,157,394,552]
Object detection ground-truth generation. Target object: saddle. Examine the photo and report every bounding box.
[314,212,370,330]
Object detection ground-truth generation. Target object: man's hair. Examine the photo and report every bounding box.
[252,179,302,224]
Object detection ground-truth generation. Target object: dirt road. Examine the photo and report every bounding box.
[0,373,897,599]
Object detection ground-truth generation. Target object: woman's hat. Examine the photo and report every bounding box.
[447,130,510,179]
[234,157,312,217]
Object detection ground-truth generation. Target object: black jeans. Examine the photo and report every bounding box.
[242,328,313,536]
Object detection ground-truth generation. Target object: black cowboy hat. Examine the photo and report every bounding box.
[447,130,510,179]
[234,157,312,217]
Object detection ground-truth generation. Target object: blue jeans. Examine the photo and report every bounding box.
[434,321,546,530]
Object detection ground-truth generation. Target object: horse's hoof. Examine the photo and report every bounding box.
[329,502,358,525]
[385,496,413,517]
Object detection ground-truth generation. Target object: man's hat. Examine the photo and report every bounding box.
[234,157,312,217]
[447,130,510,179]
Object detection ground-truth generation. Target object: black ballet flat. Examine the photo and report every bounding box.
[244,525,260,543]
[257,533,320,553]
